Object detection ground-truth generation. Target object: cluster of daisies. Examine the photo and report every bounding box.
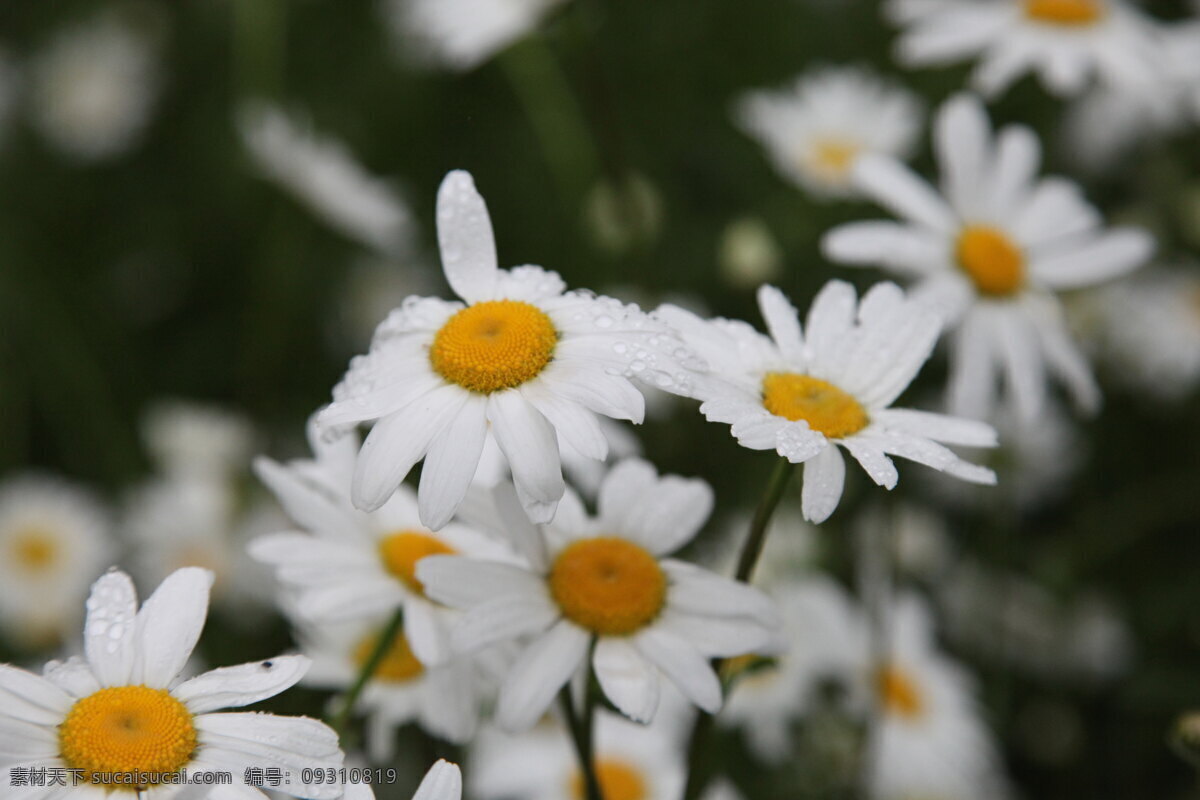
[3,0,1198,797]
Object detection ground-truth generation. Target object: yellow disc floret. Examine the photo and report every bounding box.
[1024,0,1104,25]
[10,527,60,572]
[549,538,667,636]
[955,225,1025,296]
[429,300,558,393]
[570,758,649,800]
[59,686,197,788]
[379,531,456,596]
[805,138,860,185]
[761,373,869,438]
[876,665,925,720]
[354,628,424,683]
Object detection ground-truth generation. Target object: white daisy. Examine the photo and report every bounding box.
[0,474,113,649]
[735,66,923,199]
[250,421,508,666]
[469,710,685,800]
[0,567,347,798]
[655,280,997,523]
[296,615,492,760]
[417,459,780,731]
[383,0,567,71]
[140,401,257,483]
[239,104,416,256]
[29,12,160,160]
[822,93,1155,420]
[316,170,694,529]
[885,0,1166,98]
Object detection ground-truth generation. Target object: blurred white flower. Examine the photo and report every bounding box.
[419,459,780,731]
[0,474,113,648]
[885,0,1165,99]
[469,710,685,800]
[29,12,160,160]
[239,104,416,256]
[657,281,997,523]
[824,93,1154,421]
[141,400,256,482]
[383,0,568,71]
[1071,267,1200,401]
[0,568,348,799]
[250,422,508,666]
[735,66,923,199]
[718,217,784,289]
[317,170,696,529]
[297,614,495,759]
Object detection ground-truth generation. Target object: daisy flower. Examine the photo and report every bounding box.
[655,281,997,523]
[0,567,347,798]
[317,170,694,529]
[239,104,416,256]
[469,710,685,800]
[735,66,923,199]
[885,0,1166,98]
[250,421,508,666]
[822,93,1154,420]
[0,474,113,648]
[418,459,780,731]
[297,615,494,760]
[29,11,160,161]
[383,0,567,71]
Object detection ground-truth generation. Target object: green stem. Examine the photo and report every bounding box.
[683,458,795,800]
[560,684,603,800]
[330,608,404,736]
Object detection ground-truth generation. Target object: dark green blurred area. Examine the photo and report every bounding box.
[2,1,1200,797]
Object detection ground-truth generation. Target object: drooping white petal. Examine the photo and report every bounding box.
[521,383,609,462]
[947,308,998,420]
[175,655,310,714]
[495,620,590,731]
[775,421,826,464]
[633,627,722,713]
[592,637,661,723]
[840,438,900,489]
[437,170,498,303]
[405,595,449,667]
[873,408,997,446]
[487,390,565,522]
[800,444,846,524]
[418,396,489,530]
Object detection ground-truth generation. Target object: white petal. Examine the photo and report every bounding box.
[405,596,449,667]
[655,610,777,658]
[538,364,646,423]
[253,456,358,538]
[42,656,101,699]
[487,390,565,520]
[873,408,998,446]
[418,396,489,530]
[450,590,560,654]
[522,383,609,462]
[633,627,722,713]
[0,715,60,759]
[852,153,956,233]
[495,621,590,731]
[592,638,660,723]
[133,567,214,688]
[1031,229,1154,290]
[413,760,464,800]
[195,713,343,800]
[756,285,805,362]
[947,308,998,420]
[437,171,498,303]
[935,92,991,216]
[417,556,544,609]
[996,305,1046,420]
[84,570,139,687]
[805,280,859,366]
[176,655,310,714]
[821,221,947,277]
[0,665,71,725]
[985,124,1040,219]
[352,384,469,512]
[840,439,899,489]
[800,445,845,524]
[775,422,826,464]
[661,560,779,625]
[1029,300,1102,415]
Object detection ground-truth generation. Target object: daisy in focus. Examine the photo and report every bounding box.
[383,0,568,71]
[822,93,1154,420]
[251,421,508,665]
[0,474,113,649]
[317,170,695,528]
[656,281,997,523]
[0,567,347,798]
[885,0,1165,99]
[418,459,780,731]
[735,66,923,200]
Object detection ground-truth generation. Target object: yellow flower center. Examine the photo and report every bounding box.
[548,538,667,636]
[429,300,559,393]
[570,758,649,800]
[876,665,925,720]
[58,686,197,788]
[378,531,456,596]
[10,527,60,572]
[805,138,860,184]
[354,628,425,683]
[1023,0,1104,25]
[761,373,869,438]
[955,225,1025,296]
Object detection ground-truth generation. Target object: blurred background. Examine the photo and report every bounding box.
[1,0,1199,797]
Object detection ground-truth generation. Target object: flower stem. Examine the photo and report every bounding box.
[560,684,603,800]
[683,457,795,800]
[330,607,404,736]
